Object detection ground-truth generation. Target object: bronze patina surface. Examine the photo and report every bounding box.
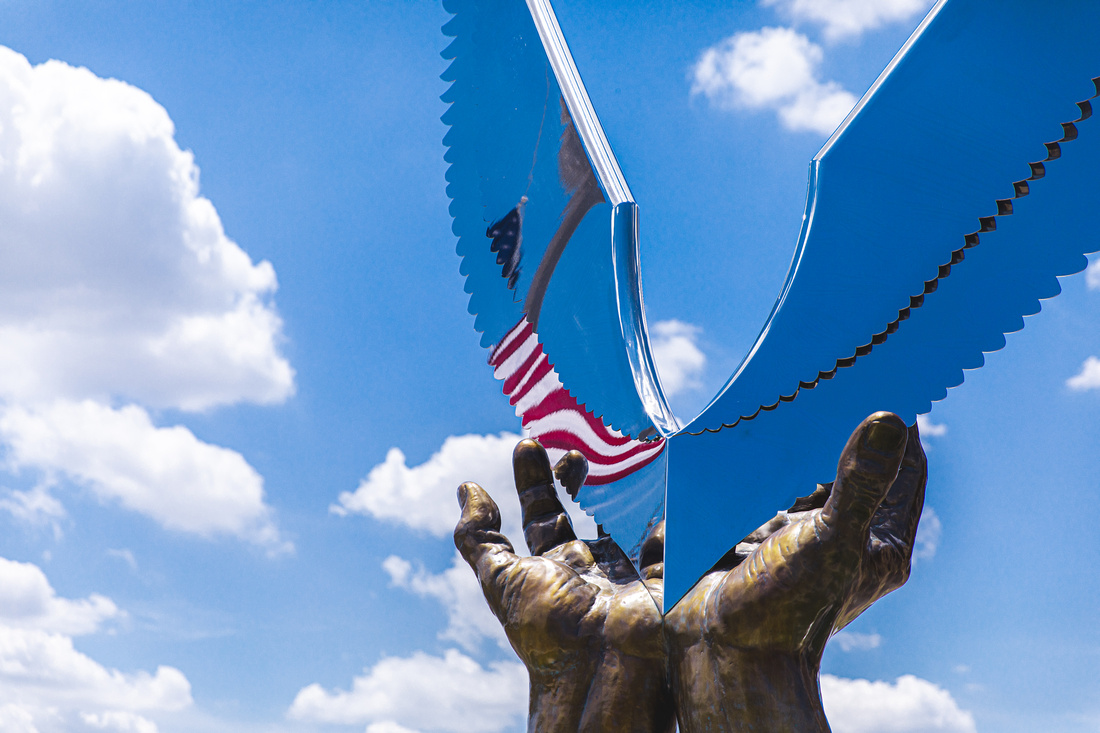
[456,412,926,732]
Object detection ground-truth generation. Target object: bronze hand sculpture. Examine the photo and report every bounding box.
[457,412,926,732]
[666,412,926,732]
[454,440,675,733]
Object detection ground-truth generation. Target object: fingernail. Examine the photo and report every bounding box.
[456,483,469,508]
[513,439,552,488]
[864,419,906,453]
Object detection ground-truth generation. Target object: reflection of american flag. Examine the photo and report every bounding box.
[490,319,665,485]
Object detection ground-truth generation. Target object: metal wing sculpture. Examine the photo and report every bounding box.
[442,0,1100,607]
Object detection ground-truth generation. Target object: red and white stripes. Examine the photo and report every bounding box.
[489,319,664,485]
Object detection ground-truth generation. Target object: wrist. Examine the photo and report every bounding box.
[671,646,829,733]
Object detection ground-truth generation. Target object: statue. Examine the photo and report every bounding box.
[455,412,926,731]
[443,0,1098,726]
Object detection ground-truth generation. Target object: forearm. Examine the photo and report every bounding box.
[671,646,830,733]
[527,653,674,733]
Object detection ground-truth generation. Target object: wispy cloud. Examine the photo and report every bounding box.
[1067,356,1100,391]
[650,320,707,398]
[1086,257,1100,289]
[383,552,510,653]
[833,631,882,652]
[762,0,934,41]
[914,506,942,562]
[691,27,856,135]
[916,414,947,438]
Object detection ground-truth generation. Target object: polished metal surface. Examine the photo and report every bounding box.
[442,0,1100,605]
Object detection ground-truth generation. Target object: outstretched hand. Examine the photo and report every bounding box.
[666,412,927,733]
[454,439,674,733]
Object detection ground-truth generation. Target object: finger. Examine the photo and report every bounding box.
[638,521,664,581]
[514,439,577,555]
[869,422,928,554]
[553,450,588,500]
[836,424,929,631]
[821,412,908,540]
[454,481,515,567]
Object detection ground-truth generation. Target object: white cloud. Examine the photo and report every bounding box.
[1087,257,1100,288]
[916,414,947,438]
[763,0,934,41]
[822,674,976,733]
[0,47,293,412]
[0,400,287,551]
[106,549,138,572]
[650,320,706,398]
[0,557,191,732]
[691,27,856,135]
[287,649,527,733]
[833,631,882,652]
[914,506,941,562]
[1067,356,1100,391]
[366,723,421,733]
[0,482,65,533]
[0,626,191,715]
[0,556,119,636]
[383,552,510,653]
[0,47,296,548]
[0,703,39,733]
[335,432,596,545]
[81,711,158,733]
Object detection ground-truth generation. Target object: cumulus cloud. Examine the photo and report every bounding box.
[0,556,120,636]
[0,627,191,715]
[762,0,934,41]
[0,47,293,411]
[0,400,286,551]
[334,432,597,544]
[1067,356,1100,391]
[0,557,191,732]
[650,320,706,398]
[384,552,510,653]
[288,649,527,733]
[0,47,294,547]
[832,631,882,652]
[691,27,856,135]
[822,674,976,733]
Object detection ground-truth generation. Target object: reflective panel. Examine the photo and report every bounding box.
[442,0,1100,608]
[442,0,674,564]
[666,0,1100,605]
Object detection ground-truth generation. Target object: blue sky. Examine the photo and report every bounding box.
[0,1,1096,731]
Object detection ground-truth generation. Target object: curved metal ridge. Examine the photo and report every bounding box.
[515,311,666,444]
[685,76,1100,437]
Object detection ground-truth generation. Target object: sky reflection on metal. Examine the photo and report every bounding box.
[443,0,1100,606]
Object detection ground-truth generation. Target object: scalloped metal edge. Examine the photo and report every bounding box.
[440,0,670,440]
[685,77,1100,436]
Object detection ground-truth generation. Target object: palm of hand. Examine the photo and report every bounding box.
[455,440,672,733]
[666,413,927,732]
